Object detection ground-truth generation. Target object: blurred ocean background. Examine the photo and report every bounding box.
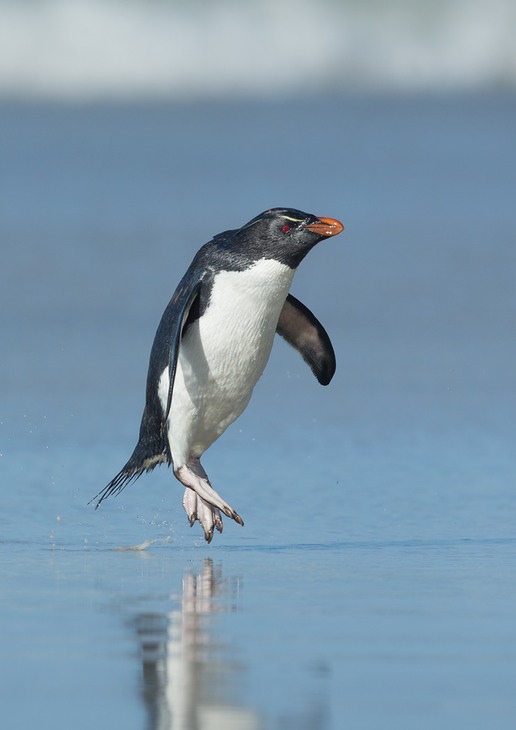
[1,1,516,729]
[1,0,516,97]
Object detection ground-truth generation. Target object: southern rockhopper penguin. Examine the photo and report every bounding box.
[91,207,344,542]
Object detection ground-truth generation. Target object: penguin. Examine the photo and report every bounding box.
[91,208,344,542]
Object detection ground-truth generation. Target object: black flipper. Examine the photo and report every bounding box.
[90,275,203,508]
[276,293,336,386]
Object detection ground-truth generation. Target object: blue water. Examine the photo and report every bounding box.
[1,93,516,729]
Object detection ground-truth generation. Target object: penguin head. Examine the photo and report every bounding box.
[234,208,344,268]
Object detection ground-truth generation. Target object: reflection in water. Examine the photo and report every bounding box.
[134,560,260,730]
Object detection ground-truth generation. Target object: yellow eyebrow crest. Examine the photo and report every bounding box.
[279,215,303,223]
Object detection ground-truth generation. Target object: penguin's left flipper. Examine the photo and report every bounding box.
[89,275,204,509]
[276,293,336,386]
[155,275,204,424]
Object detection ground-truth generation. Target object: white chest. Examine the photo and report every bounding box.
[182,258,294,391]
[161,258,295,460]
[194,258,294,376]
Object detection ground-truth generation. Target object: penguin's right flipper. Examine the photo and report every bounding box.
[276,293,336,386]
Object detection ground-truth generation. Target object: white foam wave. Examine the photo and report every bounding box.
[1,0,515,98]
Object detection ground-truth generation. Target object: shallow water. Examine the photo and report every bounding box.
[1,94,516,728]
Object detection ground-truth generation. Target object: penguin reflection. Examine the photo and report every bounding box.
[135,560,260,730]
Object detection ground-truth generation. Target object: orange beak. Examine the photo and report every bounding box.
[305,216,344,237]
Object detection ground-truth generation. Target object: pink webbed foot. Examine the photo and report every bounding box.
[175,457,244,543]
[182,488,223,543]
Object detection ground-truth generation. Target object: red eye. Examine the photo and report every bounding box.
[281,224,291,233]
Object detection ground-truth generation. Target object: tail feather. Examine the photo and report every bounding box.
[90,404,171,510]
[90,451,169,508]
[90,466,141,509]
[92,385,171,508]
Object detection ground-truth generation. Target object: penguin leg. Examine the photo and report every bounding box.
[175,457,244,543]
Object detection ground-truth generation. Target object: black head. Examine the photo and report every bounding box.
[213,208,344,270]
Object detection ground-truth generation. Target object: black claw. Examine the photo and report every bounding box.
[222,506,244,526]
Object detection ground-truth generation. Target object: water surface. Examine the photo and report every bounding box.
[1,94,516,728]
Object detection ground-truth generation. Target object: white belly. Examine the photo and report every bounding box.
[158,258,295,466]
